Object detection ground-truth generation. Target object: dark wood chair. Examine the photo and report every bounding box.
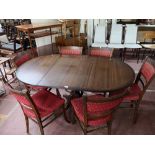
[59,46,83,55]
[123,56,155,123]
[0,34,22,53]
[90,47,113,58]
[0,68,7,96]
[8,85,69,135]
[111,56,155,123]
[71,92,125,135]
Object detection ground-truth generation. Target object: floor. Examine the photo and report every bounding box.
[0,53,155,135]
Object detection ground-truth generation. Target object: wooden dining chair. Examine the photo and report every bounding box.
[111,56,155,123]
[59,46,83,55]
[90,47,113,58]
[123,56,155,123]
[71,92,125,135]
[0,68,7,95]
[9,85,69,135]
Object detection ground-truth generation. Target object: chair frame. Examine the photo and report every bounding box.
[9,86,68,135]
[131,56,155,123]
[72,92,126,135]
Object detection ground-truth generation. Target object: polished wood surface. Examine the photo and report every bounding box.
[16,55,135,92]
[16,22,62,32]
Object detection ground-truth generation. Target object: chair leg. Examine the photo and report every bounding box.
[63,105,71,123]
[56,88,61,97]
[38,121,44,135]
[83,127,87,135]
[24,115,29,134]
[107,121,112,135]
[133,101,140,124]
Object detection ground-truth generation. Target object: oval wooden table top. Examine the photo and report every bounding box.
[16,55,135,93]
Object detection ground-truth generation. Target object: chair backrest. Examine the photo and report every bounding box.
[94,25,106,43]
[10,87,41,120]
[59,46,83,55]
[15,54,31,67]
[124,24,138,44]
[109,24,123,44]
[90,47,113,58]
[135,57,155,98]
[82,93,124,126]
[0,35,9,43]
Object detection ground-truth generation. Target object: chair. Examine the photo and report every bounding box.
[6,53,32,80]
[91,25,107,48]
[107,24,124,49]
[121,57,155,123]
[0,34,21,52]
[59,46,83,55]
[90,47,113,58]
[123,24,142,62]
[0,68,6,96]
[9,86,68,134]
[71,92,124,135]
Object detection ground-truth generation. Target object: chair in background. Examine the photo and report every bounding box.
[90,47,113,58]
[0,34,21,53]
[0,68,7,96]
[59,46,83,55]
[91,25,107,48]
[9,86,68,135]
[123,24,142,62]
[107,24,124,49]
[71,92,124,135]
[122,56,155,123]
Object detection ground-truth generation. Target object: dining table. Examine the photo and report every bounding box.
[16,54,135,93]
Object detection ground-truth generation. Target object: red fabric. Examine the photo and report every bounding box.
[71,95,122,126]
[90,49,112,58]
[60,49,81,55]
[12,89,65,118]
[15,54,31,67]
[141,62,155,82]
[123,83,141,101]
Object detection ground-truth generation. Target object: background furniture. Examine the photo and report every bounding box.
[91,25,107,48]
[16,22,63,56]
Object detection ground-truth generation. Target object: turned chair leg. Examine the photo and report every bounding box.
[107,121,112,135]
[133,101,140,124]
[63,106,71,123]
[24,115,29,134]
[38,121,44,135]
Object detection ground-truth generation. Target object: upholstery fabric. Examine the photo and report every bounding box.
[123,83,141,101]
[15,54,31,67]
[71,95,122,126]
[12,89,65,118]
[60,49,82,55]
[90,48,112,57]
[2,43,21,50]
[141,62,155,82]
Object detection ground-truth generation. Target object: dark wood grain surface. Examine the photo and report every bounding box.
[16,55,135,92]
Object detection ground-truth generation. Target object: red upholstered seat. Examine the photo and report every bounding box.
[71,95,122,126]
[90,48,113,58]
[123,83,141,101]
[15,54,31,67]
[12,89,65,118]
